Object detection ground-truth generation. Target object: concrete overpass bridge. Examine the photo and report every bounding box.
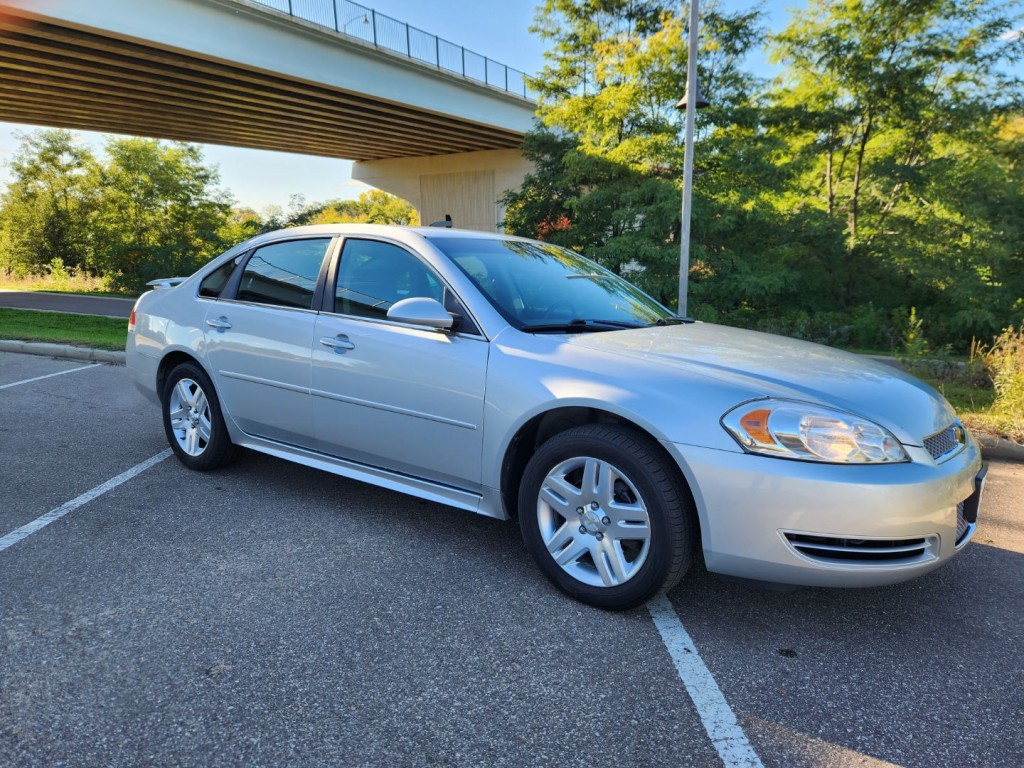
[0,0,537,230]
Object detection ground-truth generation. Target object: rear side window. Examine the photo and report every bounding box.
[198,259,236,299]
[236,238,331,309]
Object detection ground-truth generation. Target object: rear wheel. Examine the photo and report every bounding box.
[518,424,696,610]
[162,361,240,471]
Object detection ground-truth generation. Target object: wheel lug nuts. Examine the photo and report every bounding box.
[576,507,584,515]
[595,532,604,541]
[579,525,587,534]
[590,502,599,510]
[602,516,610,525]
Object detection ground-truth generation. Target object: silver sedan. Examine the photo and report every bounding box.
[126,224,985,610]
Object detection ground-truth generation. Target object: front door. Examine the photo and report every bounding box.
[310,238,487,490]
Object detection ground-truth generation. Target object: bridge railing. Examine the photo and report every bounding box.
[250,0,534,100]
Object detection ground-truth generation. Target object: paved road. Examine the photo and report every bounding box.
[1,352,1021,768]
[0,290,135,318]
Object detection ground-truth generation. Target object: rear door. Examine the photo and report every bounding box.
[203,237,333,448]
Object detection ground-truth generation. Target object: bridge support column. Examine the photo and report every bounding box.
[352,149,532,232]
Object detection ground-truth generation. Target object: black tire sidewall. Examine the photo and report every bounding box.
[518,425,693,610]
[161,361,235,471]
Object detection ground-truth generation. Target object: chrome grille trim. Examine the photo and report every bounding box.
[923,423,966,463]
[783,531,939,566]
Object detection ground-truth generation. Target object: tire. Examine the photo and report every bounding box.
[161,361,240,471]
[518,424,696,610]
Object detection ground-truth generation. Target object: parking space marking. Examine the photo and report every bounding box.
[0,362,102,390]
[648,595,764,768]
[0,449,172,553]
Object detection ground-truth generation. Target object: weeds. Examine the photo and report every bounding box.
[975,325,1024,442]
[0,263,130,297]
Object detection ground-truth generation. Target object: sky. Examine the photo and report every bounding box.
[0,0,1017,212]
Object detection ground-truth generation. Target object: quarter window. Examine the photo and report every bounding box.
[236,239,331,309]
[198,258,237,299]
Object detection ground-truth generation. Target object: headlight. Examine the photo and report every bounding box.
[721,399,909,464]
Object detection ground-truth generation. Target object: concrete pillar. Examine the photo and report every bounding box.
[353,149,533,232]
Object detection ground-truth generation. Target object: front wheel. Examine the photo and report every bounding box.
[518,424,697,610]
[162,361,240,471]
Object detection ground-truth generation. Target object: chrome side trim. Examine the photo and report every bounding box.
[308,387,478,430]
[232,434,488,516]
[220,370,310,395]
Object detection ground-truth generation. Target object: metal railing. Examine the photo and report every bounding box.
[249,0,533,99]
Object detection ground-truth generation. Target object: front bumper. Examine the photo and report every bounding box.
[666,437,984,587]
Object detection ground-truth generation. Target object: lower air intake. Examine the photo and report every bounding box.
[784,532,937,565]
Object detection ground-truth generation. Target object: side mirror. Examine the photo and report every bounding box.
[387,297,454,330]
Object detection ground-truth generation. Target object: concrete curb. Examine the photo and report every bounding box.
[3,342,1022,463]
[0,340,126,365]
[975,435,1024,464]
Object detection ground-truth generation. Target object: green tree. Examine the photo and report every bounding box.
[769,0,1024,342]
[0,129,97,276]
[505,0,767,309]
[88,138,232,291]
[507,0,1024,349]
[290,190,419,226]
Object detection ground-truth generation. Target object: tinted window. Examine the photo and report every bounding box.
[236,239,331,309]
[429,236,673,329]
[334,239,443,320]
[198,259,236,299]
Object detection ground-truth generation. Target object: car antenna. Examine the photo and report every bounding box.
[429,214,453,228]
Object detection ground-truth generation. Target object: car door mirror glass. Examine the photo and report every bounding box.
[387,297,453,330]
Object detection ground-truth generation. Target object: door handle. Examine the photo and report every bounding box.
[206,316,232,330]
[320,335,355,351]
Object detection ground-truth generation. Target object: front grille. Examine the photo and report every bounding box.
[955,501,972,546]
[784,532,937,564]
[924,424,965,462]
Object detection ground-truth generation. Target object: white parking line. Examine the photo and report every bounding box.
[0,449,172,553]
[647,595,764,768]
[0,363,102,390]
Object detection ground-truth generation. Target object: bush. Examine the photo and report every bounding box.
[982,325,1024,441]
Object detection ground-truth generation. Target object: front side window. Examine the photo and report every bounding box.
[235,239,331,309]
[334,239,444,320]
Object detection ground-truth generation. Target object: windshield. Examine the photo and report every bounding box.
[428,236,675,331]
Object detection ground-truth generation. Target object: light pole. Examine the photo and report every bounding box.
[342,13,369,33]
[676,0,708,317]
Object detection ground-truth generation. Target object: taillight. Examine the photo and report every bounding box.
[128,307,136,333]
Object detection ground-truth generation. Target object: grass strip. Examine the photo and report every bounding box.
[0,308,128,351]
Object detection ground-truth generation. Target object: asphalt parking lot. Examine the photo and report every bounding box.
[2,351,1022,767]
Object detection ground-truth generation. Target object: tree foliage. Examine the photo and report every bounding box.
[0,130,96,277]
[0,132,420,293]
[293,190,420,226]
[505,0,1024,349]
[88,137,233,291]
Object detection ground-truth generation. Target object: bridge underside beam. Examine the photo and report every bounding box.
[0,9,524,161]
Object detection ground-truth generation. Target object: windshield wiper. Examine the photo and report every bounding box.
[519,318,644,333]
[653,316,695,326]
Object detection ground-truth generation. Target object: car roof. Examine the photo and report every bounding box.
[253,223,519,241]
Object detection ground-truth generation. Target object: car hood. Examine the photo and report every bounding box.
[566,323,955,445]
